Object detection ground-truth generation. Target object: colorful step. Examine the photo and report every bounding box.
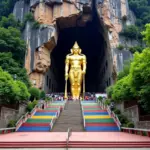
[85,126,119,131]
[34,112,57,116]
[85,118,114,123]
[22,123,50,127]
[26,118,52,123]
[81,100,119,132]
[17,126,50,132]
[83,112,108,115]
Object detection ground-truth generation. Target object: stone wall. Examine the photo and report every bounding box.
[124,105,139,125]
[136,121,150,129]
[0,104,27,128]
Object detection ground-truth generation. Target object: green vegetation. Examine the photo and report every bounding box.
[114,108,134,128]
[0,67,30,105]
[0,0,18,19]
[40,90,46,99]
[29,87,40,101]
[98,96,103,101]
[128,0,150,28]
[0,26,26,63]
[120,25,139,40]
[0,53,31,88]
[129,46,143,53]
[7,120,17,127]
[107,24,150,112]
[117,44,124,50]
[26,100,38,112]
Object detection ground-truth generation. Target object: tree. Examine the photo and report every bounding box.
[130,48,150,112]
[0,14,22,29]
[117,60,131,80]
[0,0,18,19]
[0,27,26,63]
[40,90,46,99]
[0,52,31,88]
[112,75,134,102]
[0,67,30,104]
[142,23,150,46]
[29,87,40,101]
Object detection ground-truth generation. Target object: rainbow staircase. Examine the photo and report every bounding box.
[17,101,66,132]
[81,101,119,131]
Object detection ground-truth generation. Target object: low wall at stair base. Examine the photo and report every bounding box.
[0,104,27,128]
[1,148,150,150]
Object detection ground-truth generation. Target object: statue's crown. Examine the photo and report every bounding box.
[73,42,80,49]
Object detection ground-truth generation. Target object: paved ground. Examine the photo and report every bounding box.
[0,132,150,142]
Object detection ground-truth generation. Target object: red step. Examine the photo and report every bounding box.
[83,110,107,112]
[85,123,117,126]
[83,106,101,108]
[22,123,50,127]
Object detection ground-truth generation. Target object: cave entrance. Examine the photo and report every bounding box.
[44,16,112,93]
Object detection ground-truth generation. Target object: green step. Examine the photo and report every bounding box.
[85,118,114,123]
[26,118,52,123]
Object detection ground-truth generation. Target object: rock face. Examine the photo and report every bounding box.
[13,0,134,90]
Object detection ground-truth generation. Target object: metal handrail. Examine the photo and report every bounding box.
[0,127,16,131]
[121,127,150,132]
[66,127,72,150]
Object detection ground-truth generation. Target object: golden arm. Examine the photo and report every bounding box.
[65,55,69,80]
[82,55,87,74]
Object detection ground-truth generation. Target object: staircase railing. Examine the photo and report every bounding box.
[80,101,85,129]
[15,112,29,131]
[98,100,121,131]
[15,102,45,131]
[121,127,150,137]
[66,127,72,150]
[0,127,16,134]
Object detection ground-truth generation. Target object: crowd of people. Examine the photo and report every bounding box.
[46,92,104,101]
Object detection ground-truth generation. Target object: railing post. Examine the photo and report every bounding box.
[66,128,72,150]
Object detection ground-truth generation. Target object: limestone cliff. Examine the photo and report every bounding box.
[13,0,134,90]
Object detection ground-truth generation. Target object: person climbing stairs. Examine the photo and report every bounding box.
[52,100,84,132]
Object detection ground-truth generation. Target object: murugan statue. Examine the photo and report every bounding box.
[64,42,87,99]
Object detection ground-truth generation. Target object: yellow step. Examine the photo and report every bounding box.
[84,115,111,119]
[31,116,55,119]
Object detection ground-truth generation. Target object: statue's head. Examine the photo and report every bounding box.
[71,42,81,54]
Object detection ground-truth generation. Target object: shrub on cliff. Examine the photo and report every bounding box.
[120,25,138,40]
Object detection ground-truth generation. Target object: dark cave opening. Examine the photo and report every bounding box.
[50,19,108,93]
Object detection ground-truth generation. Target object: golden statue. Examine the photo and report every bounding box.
[64,42,87,99]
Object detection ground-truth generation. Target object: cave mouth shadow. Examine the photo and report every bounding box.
[51,20,106,93]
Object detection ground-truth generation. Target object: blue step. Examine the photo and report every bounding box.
[84,112,108,115]
[85,126,119,131]
[17,126,50,132]
[34,112,57,116]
